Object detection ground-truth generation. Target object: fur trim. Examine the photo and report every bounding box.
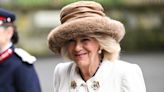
[48,16,125,54]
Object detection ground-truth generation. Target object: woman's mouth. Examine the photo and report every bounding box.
[74,53,87,58]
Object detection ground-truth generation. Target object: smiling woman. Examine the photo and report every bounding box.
[47,1,146,92]
[64,35,100,81]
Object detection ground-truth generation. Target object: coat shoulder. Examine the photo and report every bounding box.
[116,60,141,71]
[14,48,36,64]
[115,60,146,92]
[115,60,144,80]
[54,62,74,77]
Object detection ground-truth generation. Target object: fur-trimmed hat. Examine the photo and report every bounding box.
[48,1,125,54]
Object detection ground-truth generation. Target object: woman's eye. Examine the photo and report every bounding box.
[67,39,75,44]
[69,39,75,42]
[81,38,90,42]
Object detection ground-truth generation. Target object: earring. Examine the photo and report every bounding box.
[98,49,102,54]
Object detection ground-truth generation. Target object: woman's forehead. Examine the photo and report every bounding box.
[73,35,92,39]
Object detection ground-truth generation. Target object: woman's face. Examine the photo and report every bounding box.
[66,35,100,67]
[0,26,11,50]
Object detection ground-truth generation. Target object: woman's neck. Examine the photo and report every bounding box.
[0,42,12,53]
[79,57,101,81]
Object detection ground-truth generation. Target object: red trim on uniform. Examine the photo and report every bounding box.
[0,16,6,20]
[0,48,13,64]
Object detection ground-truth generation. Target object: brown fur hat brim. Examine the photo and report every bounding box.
[47,16,125,54]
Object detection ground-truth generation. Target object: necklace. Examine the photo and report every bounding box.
[79,60,102,81]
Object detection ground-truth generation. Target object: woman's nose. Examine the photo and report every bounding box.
[74,41,82,52]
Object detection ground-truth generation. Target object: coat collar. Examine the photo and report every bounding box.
[69,59,116,91]
[0,48,13,64]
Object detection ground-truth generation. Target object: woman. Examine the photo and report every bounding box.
[47,1,146,92]
[0,8,41,92]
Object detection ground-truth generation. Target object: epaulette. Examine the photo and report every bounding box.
[14,48,36,64]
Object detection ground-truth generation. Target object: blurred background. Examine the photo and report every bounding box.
[1,0,164,92]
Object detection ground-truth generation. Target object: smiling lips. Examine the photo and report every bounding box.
[74,53,87,58]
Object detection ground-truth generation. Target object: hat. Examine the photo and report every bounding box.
[48,1,125,54]
[0,8,16,25]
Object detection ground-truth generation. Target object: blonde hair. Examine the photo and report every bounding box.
[90,34,121,61]
[60,34,121,61]
[60,45,70,60]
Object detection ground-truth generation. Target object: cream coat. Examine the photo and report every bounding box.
[53,59,146,92]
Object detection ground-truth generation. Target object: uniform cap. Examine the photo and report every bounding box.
[0,8,16,25]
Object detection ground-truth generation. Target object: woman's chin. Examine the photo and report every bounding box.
[75,60,89,67]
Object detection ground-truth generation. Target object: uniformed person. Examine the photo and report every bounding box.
[0,8,41,92]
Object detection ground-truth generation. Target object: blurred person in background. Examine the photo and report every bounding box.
[0,8,41,92]
[48,1,146,92]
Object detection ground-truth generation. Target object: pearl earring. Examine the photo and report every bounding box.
[98,49,102,54]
